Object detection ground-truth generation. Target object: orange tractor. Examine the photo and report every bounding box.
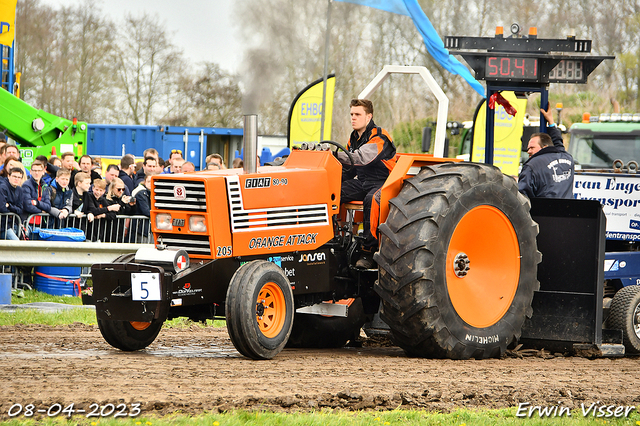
[92,36,629,359]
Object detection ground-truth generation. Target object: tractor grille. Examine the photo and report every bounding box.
[226,176,329,231]
[156,233,211,256]
[153,179,207,211]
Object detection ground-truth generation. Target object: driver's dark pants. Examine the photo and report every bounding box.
[341,179,383,251]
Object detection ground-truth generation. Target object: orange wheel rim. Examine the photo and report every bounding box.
[446,205,520,328]
[256,282,286,338]
[130,321,151,331]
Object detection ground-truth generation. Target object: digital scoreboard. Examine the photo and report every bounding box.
[486,56,538,80]
[452,51,606,84]
[445,30,613,85]
[444,25,614,165]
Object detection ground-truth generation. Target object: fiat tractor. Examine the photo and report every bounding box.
[91,28,638,359]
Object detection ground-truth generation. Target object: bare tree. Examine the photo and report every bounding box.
[115,13,183,125]
[171,62,243,128]
[73,0,117,122]
[15,0,58,109]
[15,0,116,122]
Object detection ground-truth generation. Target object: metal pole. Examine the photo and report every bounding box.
[243,115,258,174]
[540,86,549,132]
[199,130,204,171]
[320,0,332,142]
[183,130,189,163]
[484,86,494,165]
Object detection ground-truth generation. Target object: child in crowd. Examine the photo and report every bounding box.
[49,169,73,219]
[83,179,119,221]
[72,172,91,217]
[83,179,120,242]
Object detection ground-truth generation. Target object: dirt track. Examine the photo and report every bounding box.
[1,324,639,419]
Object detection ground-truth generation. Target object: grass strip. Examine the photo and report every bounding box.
[11,289,83,305]
[1,407,639,426]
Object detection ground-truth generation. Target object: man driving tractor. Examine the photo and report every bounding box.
[336,99,397,269]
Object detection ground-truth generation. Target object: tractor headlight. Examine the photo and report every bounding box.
[156,213,172,230]
[189,215,207,232]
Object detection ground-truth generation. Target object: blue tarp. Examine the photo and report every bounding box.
[34,228,86,242]
[334,0,485,97]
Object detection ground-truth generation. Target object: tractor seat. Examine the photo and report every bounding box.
[343,201,363,211]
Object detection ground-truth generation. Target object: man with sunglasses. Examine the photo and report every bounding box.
[105,164,130,196]
[164,149,183,173]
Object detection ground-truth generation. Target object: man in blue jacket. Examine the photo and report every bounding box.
[22,161,51,221]
[518,105,574,199]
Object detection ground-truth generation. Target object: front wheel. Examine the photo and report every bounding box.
[225,260,294,359]
[97,319,163,351]
[607,285,640,354]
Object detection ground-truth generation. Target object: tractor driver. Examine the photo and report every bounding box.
[336,99,396,269]
[518,104,574,199]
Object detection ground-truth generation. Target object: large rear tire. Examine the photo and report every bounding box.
[97,319,163,351]
[225,260,294,359]
[286,298,366,348]
[607,285,640,354]
[374,162,541,359]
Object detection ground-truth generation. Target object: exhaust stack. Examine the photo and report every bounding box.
[243,114,258,174]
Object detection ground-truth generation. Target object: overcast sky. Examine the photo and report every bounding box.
[38,0,244,73]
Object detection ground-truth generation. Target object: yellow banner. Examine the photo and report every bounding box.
[288,75,335,148]
[0,0,17,47]
[471,91,527,176]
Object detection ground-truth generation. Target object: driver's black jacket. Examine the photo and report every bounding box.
[337,120,396,184]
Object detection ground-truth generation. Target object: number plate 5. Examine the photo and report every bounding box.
[131,272,161,301]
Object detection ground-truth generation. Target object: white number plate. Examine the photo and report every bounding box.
[131,272,161,301]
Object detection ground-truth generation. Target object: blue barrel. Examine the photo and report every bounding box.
[32,228,85,296]
[0,273,11,304]
[34,266,82,296]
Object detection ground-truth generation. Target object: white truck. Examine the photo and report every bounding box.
[570,114,640,351]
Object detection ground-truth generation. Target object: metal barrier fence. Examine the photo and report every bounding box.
[0,212,22,241]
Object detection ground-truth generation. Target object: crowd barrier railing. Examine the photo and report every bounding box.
[0,212,22,241]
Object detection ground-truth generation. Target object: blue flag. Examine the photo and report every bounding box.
[334,0,485,97]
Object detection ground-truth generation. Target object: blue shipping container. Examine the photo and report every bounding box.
[87,124,244,170]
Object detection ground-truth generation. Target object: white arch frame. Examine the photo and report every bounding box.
[358,65,449,158]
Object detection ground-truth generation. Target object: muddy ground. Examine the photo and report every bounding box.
[1,324,639,419]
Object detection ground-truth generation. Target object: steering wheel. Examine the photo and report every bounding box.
[320,140,354,172]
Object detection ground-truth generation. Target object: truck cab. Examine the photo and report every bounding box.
[569,114,640,171]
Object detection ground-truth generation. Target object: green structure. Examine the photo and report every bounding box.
[0,88,87,167]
